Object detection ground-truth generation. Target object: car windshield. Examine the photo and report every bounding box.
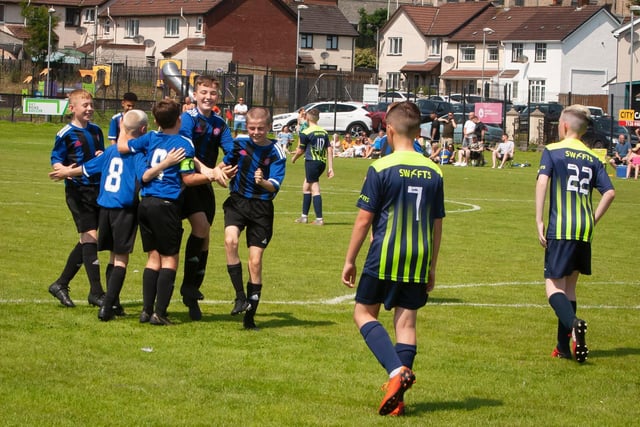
[595,118,626,134]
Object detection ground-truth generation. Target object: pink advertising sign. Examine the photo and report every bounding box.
[475,103,503,124]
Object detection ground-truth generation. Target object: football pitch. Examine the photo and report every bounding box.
[0,121,638,426]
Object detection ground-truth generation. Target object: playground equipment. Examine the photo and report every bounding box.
[160,60,195,99]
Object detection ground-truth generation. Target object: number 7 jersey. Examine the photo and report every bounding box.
[537,138,614,242]
[357,151,445,283]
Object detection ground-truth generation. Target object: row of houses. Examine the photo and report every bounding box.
[1,0,639,111]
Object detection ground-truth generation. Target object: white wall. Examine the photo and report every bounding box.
[379,12,427,89]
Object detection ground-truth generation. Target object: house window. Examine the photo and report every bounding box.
[387,72,401,89]
[431,38,441,56]
[389,37,402,55]
[488,44,498,62]
[301,33,313,49]
[125,19,139,38]
[65,8,81,27]
[512,81,518,99]
[460,44,475,62]
[195,17,203,34]
[530,80,546,102]
[326,35,338,50]
[320,64,337,70]
[512,43,523,62]
[165,18,179,37]
[83,8,95,23]
[103,19,111,36]
[0,5,5,23]
[535,43,547,62]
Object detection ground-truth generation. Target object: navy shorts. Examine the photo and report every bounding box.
[544,239,592,279]
[98,207,137,254]
[223,193,274,249]
[355,273,428,311]
[65,185,100,233]
[305,160,326,183]
[181,183,215,224]
[138,196,183,256]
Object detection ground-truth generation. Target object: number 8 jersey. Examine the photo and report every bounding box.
[537,138,614,242]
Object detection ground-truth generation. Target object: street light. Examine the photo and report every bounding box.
[46,7,55,97]
[629,6,640,109]
[294,4,308,109]
[481,27,494,100]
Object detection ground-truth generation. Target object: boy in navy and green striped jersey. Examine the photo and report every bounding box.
[535,104,615,363]
[342,101,444,416]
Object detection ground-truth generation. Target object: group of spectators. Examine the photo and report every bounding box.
[608,133,640,179]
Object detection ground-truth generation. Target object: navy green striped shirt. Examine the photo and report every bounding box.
[299,124,329,162]
[537,138,614,242]
[357,151,445,283]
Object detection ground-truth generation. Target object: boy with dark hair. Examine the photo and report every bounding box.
[342,101,444,416]
[179,75,235,320]
[535,104,615,362]
[221,107,287,329]
[291,108,334,225]
[118,100,199,325]
[49,89,106,308]
[108,92,138,143]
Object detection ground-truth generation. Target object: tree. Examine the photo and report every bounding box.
[21,2,59,65]
[355,8,388,69]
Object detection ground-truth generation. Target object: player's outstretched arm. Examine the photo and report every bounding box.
[48,164,81,181]
[594,189,615,225]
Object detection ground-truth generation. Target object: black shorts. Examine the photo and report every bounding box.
[355,273,428,311]
[65,185,100,233]
[138,197,183,256]
[181,183,215,224]
[544,239,592,279]
[223,193,274,248]
[98,207,138,254]
[305,160,326,183]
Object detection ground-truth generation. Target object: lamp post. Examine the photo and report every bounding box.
[46,7,55,97]
[629,6,640,109]
[481,27,494,100]
[294,4,308,109]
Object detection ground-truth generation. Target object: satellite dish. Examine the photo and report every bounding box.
[320,51,330,60]
[444,56,454,64]
[132,35,144,44]
[143,39,155,48]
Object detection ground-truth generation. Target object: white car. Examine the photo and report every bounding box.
[272,101,372,136]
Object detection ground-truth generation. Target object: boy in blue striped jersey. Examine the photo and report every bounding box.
[221,107,287,330]
[342,101,444,416]
[535,104,615,363]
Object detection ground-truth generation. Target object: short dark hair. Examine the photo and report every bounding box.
[123,92,138,102]
[152,100,180,129]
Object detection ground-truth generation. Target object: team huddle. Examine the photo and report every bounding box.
[47,88,614,417]
[48,77,286,329]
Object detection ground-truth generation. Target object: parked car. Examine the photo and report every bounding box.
[378,91,418,103]
[419,117,504,145]
[272,101,372,136]
[365,102,389,131]
[518,102,564,132]
[415,99,454,123]
[582,116,630,153]
[586,106,605,117]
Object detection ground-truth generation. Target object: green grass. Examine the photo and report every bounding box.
[1,121,639,426]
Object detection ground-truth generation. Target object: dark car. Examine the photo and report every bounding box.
[582,116,630,153]
[518,103,563,132]
[365,102,389,131]
[415,99,454,123]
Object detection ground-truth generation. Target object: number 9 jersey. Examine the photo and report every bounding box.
[537,138,614,242]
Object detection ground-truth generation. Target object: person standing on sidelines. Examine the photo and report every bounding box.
[107,92,138,143]
[535,104,615,363]
[342,101,444,416]
[49,89,106,308]
[233,97,248,137]
[179,76,236,320]
[291,108,334,225]
[221,107,287,329]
